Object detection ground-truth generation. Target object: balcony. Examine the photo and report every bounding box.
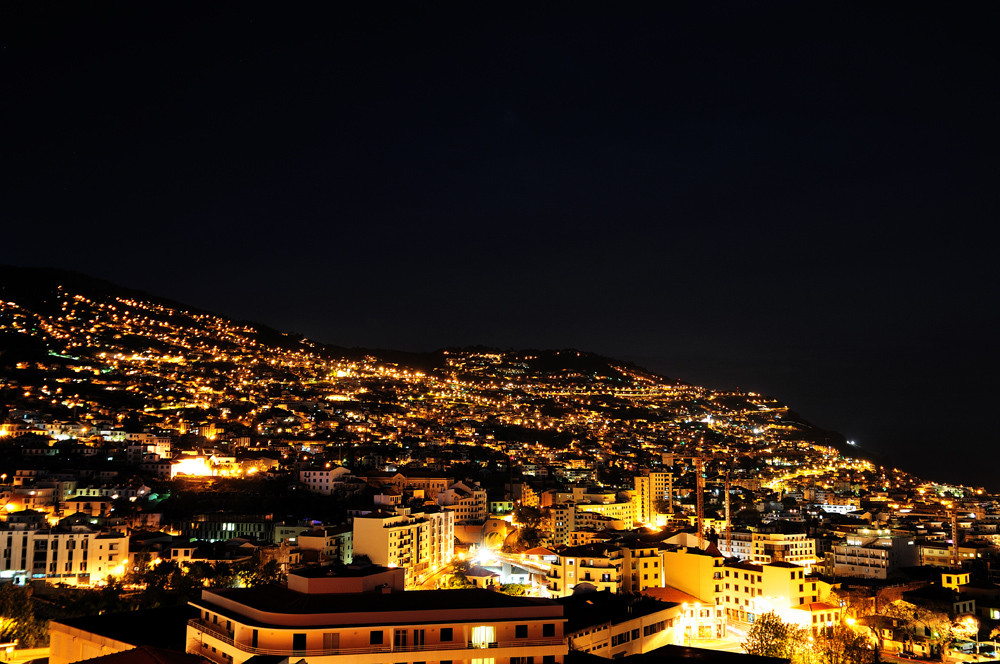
[189,620,564,658]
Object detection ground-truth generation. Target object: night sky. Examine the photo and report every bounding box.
[2,4,997,487]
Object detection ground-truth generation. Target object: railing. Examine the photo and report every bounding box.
[189,620,563,657]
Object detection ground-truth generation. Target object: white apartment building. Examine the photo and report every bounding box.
[828,535,917,579]
[298,526,353,565]
[0,523,129,585]
[183,565,567,664]
[352,506,453,589]
[436,480,488,524]
[299,467,353,496]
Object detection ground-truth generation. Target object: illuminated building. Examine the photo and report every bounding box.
[748,532,817,566]
[179,514,273,542]
[719,560,834,625]
[361,471,454,501]
[186,564,567,664]
[827,535,917,579]
[0,522,129,585]
[547,545,623,597]
[546,536,668,598]
[634,470,672,525]
[298,525,353,564]
[436,480,488,524]
[919,540,991,567]
[352,506,454,589]
[659,544,725,633]
[561,590,684,657]
[300,466,353,495]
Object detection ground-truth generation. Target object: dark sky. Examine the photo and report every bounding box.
[2,3,997,487]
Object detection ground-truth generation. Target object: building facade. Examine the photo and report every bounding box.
[186,566,567,664]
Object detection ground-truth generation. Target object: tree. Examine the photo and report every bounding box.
[743,611,795,659]
[497,583,527,596]
[828,587,876,618]
[512,504,542,529]
[953,615,978,642]
[813,624,877,664]
[882,600,953,659]
[238,558,284,588]
[0,583,47,648]
[444,571,474,589]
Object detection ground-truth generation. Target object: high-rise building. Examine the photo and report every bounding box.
[634,470,672,525]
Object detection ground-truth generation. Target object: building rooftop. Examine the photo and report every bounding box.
[642,587,700,605]
[614,643,791,664]
[197,586,560,619]
[67,646,204,664]
[289,563,392,579]
[559,590,678,633]
[53,605,197,651]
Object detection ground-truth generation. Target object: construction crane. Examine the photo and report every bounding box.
[951,504,961,568]
[724,470,731,556]
[664,450,712,548]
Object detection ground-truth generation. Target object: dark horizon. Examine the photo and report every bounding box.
[1,3,997,489]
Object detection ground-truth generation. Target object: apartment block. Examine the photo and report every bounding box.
[186,564,568,664]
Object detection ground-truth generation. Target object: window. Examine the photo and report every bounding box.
[471,626,495,649]
[370,631,384,645]
[543,623,555,638]
[440,627,453,641]
[292,633,306,653]
[515,625,528,638]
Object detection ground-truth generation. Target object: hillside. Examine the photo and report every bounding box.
[0,265,874,479]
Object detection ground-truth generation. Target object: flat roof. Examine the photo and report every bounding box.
[53,605,196,651]
[289,563,392,579]
[559,590,678,633]
[196,586,560,619]
[69,646,204,664]
[616,643,790,664]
